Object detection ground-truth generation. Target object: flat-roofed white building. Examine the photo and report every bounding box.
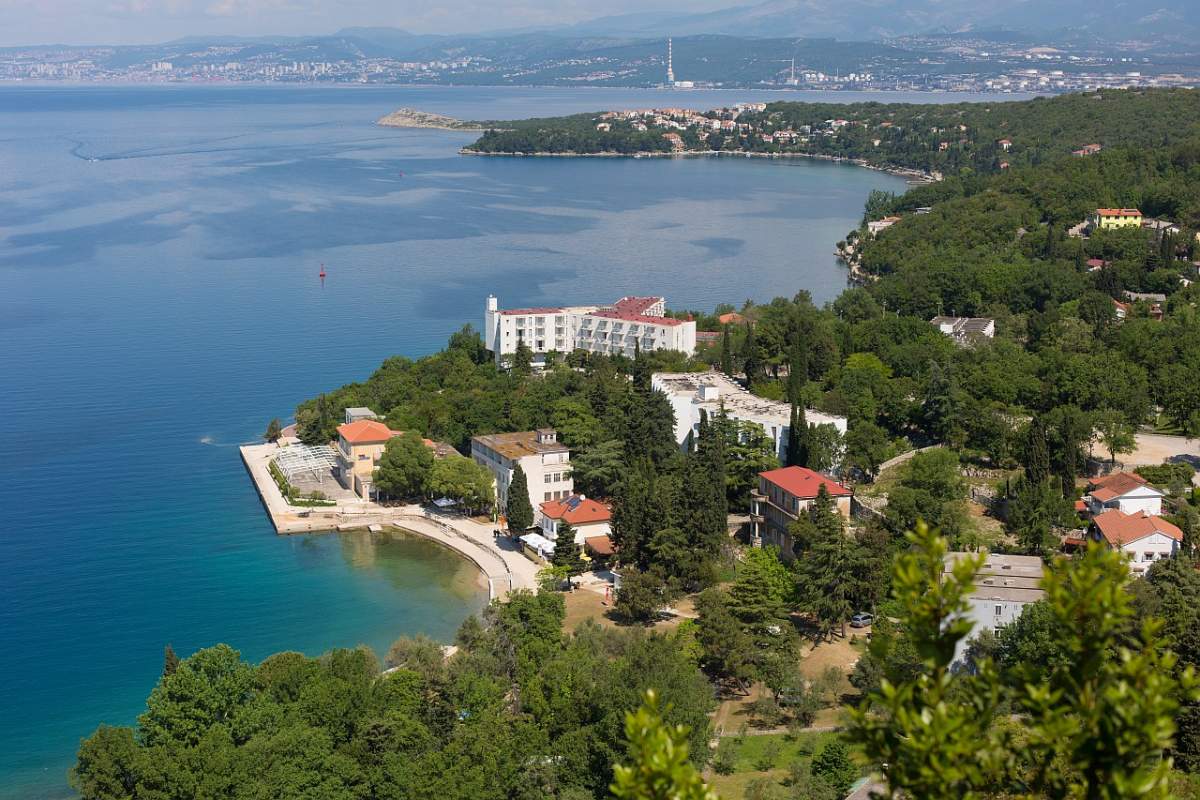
[484,295,696,366]
[946,552,1045,661]
[651,371,847,462]
[470,428,574,517]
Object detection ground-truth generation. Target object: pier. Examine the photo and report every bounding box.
[240,442,538,599]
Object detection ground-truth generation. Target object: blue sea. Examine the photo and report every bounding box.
[0,84,1012,797]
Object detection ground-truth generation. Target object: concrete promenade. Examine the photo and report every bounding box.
[239,443,538,599]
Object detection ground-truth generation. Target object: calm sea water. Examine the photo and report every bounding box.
[0,84,1013,797]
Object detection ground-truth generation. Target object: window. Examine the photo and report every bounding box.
[1144,552,1156,562]
[544,492,551,501]
[994,605,1003,616]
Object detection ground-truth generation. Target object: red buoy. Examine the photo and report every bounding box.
[319,263,326,279]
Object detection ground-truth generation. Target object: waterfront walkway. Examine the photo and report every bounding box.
[240,443,538,599]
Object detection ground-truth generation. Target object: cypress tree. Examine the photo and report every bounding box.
[512,335,533,377]
[505,464,534,532]
[612,460,656,567]
[720,324,734,376]
[1024,416,1051,486]
[741,322,761,383]
[683,411,728,567]
[786,400,809,468]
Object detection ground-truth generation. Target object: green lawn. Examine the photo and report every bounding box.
[706,730,866,798]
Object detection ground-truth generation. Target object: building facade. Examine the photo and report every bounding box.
[750,466,852,558]
[538,494,612,544]
[471,429,573,515]
[484,295,696,366]
[1090,208,1143,231]
[1083,472,1164,517]
[945,552,1045,661]
[652,371,847,463]
[335,419,401,499]
[1088,509,1181,575]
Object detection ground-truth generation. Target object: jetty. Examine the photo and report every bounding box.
[239,442,538,599]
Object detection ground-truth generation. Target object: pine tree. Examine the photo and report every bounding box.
[683,411,728,570]
[162,644,180,677]
[796,486,854,640]
[512,334,533,377]
[720,324,734,376]
[552,521,584,576]
[263,418,282,443]
[505,464,534,532]
[923,360,959,444]
[613,460,656,567]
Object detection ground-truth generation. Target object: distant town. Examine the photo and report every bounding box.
[3,31,1197,92]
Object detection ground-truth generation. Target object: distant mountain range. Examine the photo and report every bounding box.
[545,0,1199,46]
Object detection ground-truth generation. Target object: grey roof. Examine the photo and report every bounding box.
[946,552,1045,602]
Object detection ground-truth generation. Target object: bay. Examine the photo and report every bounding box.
[0,84,1011,798]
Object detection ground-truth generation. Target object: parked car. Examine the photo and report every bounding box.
[850,612,874,628]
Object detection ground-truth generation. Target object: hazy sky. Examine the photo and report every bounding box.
[0,0,733,46]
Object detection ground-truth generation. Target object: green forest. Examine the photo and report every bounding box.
[72,88,1200,798]
[468,88,1200,177]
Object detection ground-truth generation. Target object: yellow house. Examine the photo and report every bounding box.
[1090,208,1143,231]
[335,419,400,498]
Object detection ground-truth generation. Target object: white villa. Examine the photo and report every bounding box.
[1088,510,1181,575]
[1083,472,1164,517]
[484,295,696,366]
[652,371,847,462]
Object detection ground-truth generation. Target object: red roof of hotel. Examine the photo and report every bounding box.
[718,312,745,325]
[1096,208,1142,216]
[759,466,851,499]
[1092,509,1181,546]
[337,419,399,445]
[499,307,564,316]
[540,495,612,525]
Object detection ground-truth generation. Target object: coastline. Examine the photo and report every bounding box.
[239,442,538,599]
[459,148,935,183]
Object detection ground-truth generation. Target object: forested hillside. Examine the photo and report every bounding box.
[468,88,1200,175]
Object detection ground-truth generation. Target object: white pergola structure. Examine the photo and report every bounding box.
[273,444,338,482]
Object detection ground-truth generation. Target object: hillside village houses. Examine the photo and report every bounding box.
[652,371,848,463]
[471,428,573,518]
[484,295,697,367]
[1073,472,1179,575]
[750,466,852,558]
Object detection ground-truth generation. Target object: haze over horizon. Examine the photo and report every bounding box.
[0,0,736,47]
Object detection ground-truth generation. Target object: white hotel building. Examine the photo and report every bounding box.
[652,371,847,463]
[484,295,696,366]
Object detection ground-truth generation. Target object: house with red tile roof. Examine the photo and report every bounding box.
[1087,509,1181,575]
[750,466,852,557]
[335,419,402,498]
[539,494,612,546]
[1084,472,1164,517]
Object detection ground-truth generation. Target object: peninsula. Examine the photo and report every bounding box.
[376,107,491,131]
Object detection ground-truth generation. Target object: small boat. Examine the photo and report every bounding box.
[319,264,326,279]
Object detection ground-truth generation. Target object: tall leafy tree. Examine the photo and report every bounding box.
[373,431,434,500]
[1023,416,1051,485]
[505,463,534,531]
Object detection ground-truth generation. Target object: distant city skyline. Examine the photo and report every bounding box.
[0,0,732,47]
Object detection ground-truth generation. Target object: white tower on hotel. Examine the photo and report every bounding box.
[666,38,674,84]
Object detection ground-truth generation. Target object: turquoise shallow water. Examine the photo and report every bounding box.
[0,84,995,797]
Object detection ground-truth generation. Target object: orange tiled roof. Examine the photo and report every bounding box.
[1087,472,1156,503]
[1096,208,1142,216]
[540,495,612,525]
[337,419,398,445]
[1092,509,1181,546]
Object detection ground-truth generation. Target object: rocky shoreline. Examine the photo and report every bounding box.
[459,147,936,183]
